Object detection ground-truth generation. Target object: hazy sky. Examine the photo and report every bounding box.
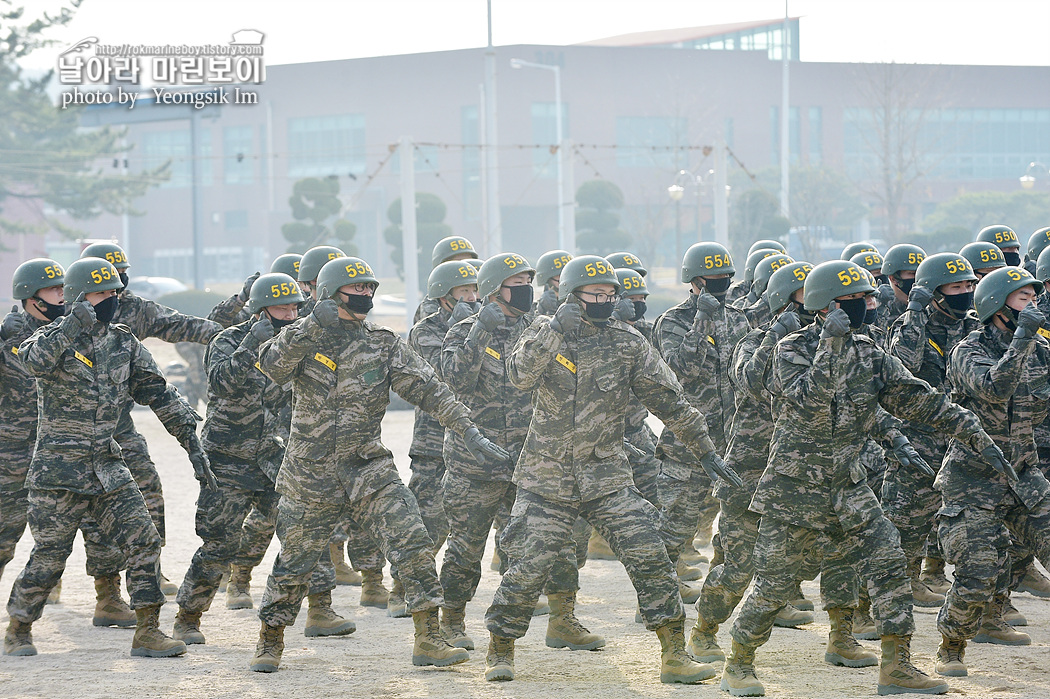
[21,0,1050,70]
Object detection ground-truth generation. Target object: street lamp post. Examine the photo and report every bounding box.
[1020,161,1049,189]
[668,170,705,264]
[510,58,566,250]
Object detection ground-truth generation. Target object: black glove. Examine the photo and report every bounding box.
[981,444,1018,483]
[889,435,935,477]
[537,287,559,315]
[310,298,341,329]
[450,300,477,324]
[612,297,635,322]
[178,429,218,490]
[820,307,851,339]
[1013,304,1046,342]
[906,286,935,313]
[62,297,95,339]
[242,315,273,350]
[1,306,25,341]
[464,426,511,464]
[239,271,261,303]
[768,310,801,340]
[700,451,743,488]
[694,293,722,324]
[876,284,895,306]
[549,302,582,334]
[476,301,503,333]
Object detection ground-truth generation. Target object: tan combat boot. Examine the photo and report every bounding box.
[853,596,878,640]
[773,603,814,628]
[973,601,1031,645]
[1018,562,1050,598]
[440,603,474,649]
[679,580,703,605]
[877,634,948,695]
[824,607,878,668]
[676,557,703,581]
[587,529,617,560]
[305,591,356,637]
[919,558,950,596]
[533,594,550,616]
[720,640,765,696]
[250,621,284,672]
[485,633,515,681]
[158,569,178,597]
[790,581,814,611]
[3,618,37,656]
[386,577,409,618]
[687,614,725,663]
[330,541,362,586]
[680,546,708,567]
[226,565,253,610]
[45,578,61,605]
[908,561,945,608]
[655,620,718,684]
[93,575,137,628]
[412,607,470,666]
[359,569,390,608]
[172,608,205,644]
[545,591,605,650]
[934,635,967,677]
[131,605,187,657]
[1003,598,1028,626]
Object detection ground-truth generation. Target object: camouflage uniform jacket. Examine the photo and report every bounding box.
[0,310,47,490]
[413,297,442,325]
[941,325,1050,512]
[257,315,474,504]
[407,307,451,460]
[654,293,750,472]
[750,322,993,531]
[624,319,656,444]
[725,279,751,306]
[208,294,250,329]
[201,318,291,486]
[114,290,221,345]
[1034,293,1050,464]
[876,295,908,334]
[18,320,199,494]
[441,310,533,481]
[507,314,716,504]
[741,296,772,329]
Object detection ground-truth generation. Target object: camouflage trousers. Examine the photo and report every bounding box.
[259,480,441,628]
[231,501,339,591]
[937,493,1050,641]
[0,487,28,582]
[331,516,386,573]
[410,456,448,552]
[116,412,166,544]
[732,512,913,650]
[487,486,680,637]
[882,431,945,572]
[441,473,578,605]
[8,483,163,623]
[657,462,720,563]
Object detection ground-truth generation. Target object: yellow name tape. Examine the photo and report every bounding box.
[1039,328,1050,341]
[254,361,262,371]
[485,347,501,360]
[74,350,93,368]
[927,338,944,357]
[707,335,716,345]
[313,352,337,371]
[555,353,576,374]
[11,346,17,355]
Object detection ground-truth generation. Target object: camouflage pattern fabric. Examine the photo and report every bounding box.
[725,279,750,306]
[875,295,908,334]
[207,293,251,329]
[413,297,441,325]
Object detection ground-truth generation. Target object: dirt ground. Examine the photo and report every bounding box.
[1,339,1048,698]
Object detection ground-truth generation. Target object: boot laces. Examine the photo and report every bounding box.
[896,644,924,675]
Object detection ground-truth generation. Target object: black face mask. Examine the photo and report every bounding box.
[864,307,878,326]
[941,291,974,318]
[339,292,373,316]
[836,297,868,329]
[503,285,534,313]
[118,271,129,290]
[583,300,615,324]
[32,297,65,322]
[703,276,733,297]
[265,309,295,331]
[1004,250,1022,267]
[631,300,647,322]
[894,276,914,295]
[874,274,889,286]
[1000,304,1020,331]
[93,295,119,324]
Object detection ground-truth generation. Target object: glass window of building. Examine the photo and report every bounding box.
[287,114,366,178]
[141,128,212,188]
[531,101,570,178]
[224,126,254,185]
[616,116,687,169]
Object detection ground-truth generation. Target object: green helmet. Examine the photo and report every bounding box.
[803,260,875,311]
[13,258,65,300]
[270,253,302,280]
[849,251,884,275]
[1037,247,1050,283]
[765,261,812,314]
[881,244,926,277]
[959,241,1006,273]
[976,224,1019,250]
[605,252,648,277]
[64,258,123,300]
[748,239,787,257]
[315,257,379,300]
[914,253,977,293]
[247,272,304,314]
[298,246,346,284]
[616,268,648,297]
[535,250,573,286]
[559,255,620,300]
[682,242,735,283]
[1027,227,1050,261]
[743,248,778,283]
[974,266,1042,323]
[428,260,479,299]
[477,253,535,299]
[841,241,879,261]
[752,254,795,297]
[80,241,130,270]
[431,235,479,268]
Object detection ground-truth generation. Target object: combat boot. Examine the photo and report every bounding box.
[720,640,765,696]
[545,591,605,650]
[250,621,284,672]
[217,568,230,593]
[790,581,815,612]
[825,607,878,668]
[485,633,515,681]
[440,603,474,649]
[919,558,950,596]
[1003,598,1028,626]
[679,580,702,605]
[305,591,356,637]
[93,574,137,628]
[131,605,187,657]
[386,577,409,618]
[412,607,469,666]
[908,562,944,608]
[773,603,814,628]
[876,634,948,695]
[972,602,1031,645]
[330,541,362,586]
[45,578,61,605]
[158,570,178,597]
[686,615,725,663]
[3,618,36,656]
[533,594,550,616]
[655,620,718,684]
[1019,563,1050,598]
[587,529,617,561]
[172,608,205,644]
[680,546,708,567]
[854,597,878,640]
[359,569,389,608]
[934,635,967,677]
[225,564,253,610]
[676,557,703,582]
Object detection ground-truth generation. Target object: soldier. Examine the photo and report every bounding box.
[960,241,1007,281]
[533,250,574,316]
[736,254,793,329]
[1024,227,1050,277]
[483,255,743,684]
[208,254,303,331]
[4,258,216,658]
[841,241,879,261]
[250,256,509,673]
[976,224,1022,268]
[851,250,888,286]
[727,248,779,307]
[935,266,1050,677]
[726,240,786,306]
[875,244,926,332]
[413,235,480,323]
[723,259,1011,697]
